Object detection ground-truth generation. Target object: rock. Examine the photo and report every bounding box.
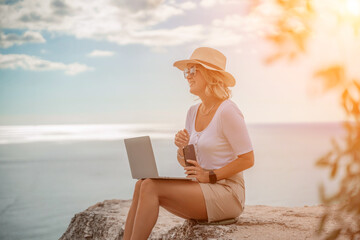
[59,199,350,240]
[59,199,128,240]
[59,199,185,240]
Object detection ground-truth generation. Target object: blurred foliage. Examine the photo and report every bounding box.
[315,66,360,239]
[251,0,360,239]
[264,0,315,64]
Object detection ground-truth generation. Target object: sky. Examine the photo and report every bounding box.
[1,0,359,126]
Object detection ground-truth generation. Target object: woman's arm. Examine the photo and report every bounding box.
[185,150,254,182]
[214,150,254,181]
[174,128,190,167]
[177,148,186,167]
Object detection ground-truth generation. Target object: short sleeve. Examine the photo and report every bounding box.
[220,102,253,156]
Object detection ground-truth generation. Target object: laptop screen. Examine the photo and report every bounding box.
[124,136,159,179]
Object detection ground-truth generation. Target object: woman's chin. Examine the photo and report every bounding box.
[189,89,198,95]
[190,87,205,96]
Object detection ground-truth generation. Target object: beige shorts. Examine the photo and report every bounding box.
[198,172,245,223]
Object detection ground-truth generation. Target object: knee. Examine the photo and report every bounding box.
[132,179,144,201]
[135,179,144,191]
[139,178,157,197]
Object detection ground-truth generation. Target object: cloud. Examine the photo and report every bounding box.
[178,1,196,10]
[0,53,93,75]
[0,0,278,50]
[202,26,243,47]
[200,0,217,8]
[87,50,115,57]
[0,0,187,47]
[108,24,205,46]
[199,0,241,8]
[0,0,21,5]
[50,0,75,16]
[201,1,282,48]
[111,0,164,12]
[0,31,45,48]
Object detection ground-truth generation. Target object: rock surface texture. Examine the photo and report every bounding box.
[59,199,348,240]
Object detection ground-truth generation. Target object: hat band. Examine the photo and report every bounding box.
[196,59,224,71]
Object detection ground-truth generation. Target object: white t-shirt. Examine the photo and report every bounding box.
[185,99,253,170]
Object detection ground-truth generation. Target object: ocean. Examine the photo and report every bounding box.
[0,123,345,240]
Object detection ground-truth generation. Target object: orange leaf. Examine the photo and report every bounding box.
[314,65,345,91]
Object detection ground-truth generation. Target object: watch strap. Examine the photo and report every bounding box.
[209,170,217,184]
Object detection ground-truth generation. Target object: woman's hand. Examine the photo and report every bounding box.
[174,129,189,149]
[184,160,210,183]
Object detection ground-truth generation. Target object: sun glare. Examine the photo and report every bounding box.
[346,0,360,16]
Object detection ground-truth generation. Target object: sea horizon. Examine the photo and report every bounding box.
[0,121,347,145]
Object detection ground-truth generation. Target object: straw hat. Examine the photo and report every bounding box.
[173,47,236,87]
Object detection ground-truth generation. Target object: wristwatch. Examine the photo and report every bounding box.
[209,170,217,184]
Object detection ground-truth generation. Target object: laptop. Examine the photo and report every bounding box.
[124,136,194,181]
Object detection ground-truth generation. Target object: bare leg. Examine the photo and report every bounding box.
[130,179,159,240]
[123,179,143,240]
[130,179,207,240]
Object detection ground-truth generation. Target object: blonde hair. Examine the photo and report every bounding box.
[196,64,232,100]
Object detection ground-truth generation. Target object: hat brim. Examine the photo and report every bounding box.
[173,59,236,87]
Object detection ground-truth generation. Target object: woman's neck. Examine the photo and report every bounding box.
[199,95,223,110]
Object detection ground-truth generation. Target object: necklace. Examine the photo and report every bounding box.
[199,102,217,116]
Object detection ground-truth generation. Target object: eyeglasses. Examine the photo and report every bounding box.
[184,65,197,79]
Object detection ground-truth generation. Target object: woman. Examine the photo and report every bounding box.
[123,47,254,240]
